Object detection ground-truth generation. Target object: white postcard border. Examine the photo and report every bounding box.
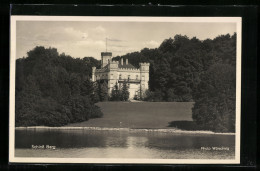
[9,16,242,164]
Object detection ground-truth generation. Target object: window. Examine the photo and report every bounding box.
[128,75,130,79]
[136,75,138,80]
[119,74,122,79]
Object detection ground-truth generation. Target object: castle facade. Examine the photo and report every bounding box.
[92,52,150,99]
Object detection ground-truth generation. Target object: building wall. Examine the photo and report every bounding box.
[108,61,118,93]
[128,83,140,99]
[117,69,140,80]
[92,58,149,100]
[140,63,150,97]
[117,82,141,99]
[95,72,108,80]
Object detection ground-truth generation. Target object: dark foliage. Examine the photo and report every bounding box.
[16,33,236,132]
[121,81,130,101]
[15,47,103,127]
[114,34,236,132]
[192,64,236,132]
[110,82,122,101]
[98,81,109,101]
[110,81,130,101]
[114,34,236,103]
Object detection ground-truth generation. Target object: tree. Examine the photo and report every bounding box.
[192,63,236,132]
[121,81,129,101]
[110,82,121,101]
[80,79,94,97]
[65,95,103,123]
[99,81,108,101]
[134,86,142,100]
[83,57,101,77]
[92,82,100,103]
[15,46,103,127]
[115,33,235,103]
[166,88,178,102]
[68,73,81,96]
[144,89,164,102]
[153,57,171,93]
[15,75,41,126]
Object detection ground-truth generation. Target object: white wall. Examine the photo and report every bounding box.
[95,66,149,100]
[117,70,140,80]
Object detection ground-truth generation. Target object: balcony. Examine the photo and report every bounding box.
[118,78,141,83]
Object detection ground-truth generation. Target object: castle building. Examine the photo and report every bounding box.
[92,52,150,99]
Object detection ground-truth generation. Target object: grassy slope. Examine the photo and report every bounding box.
[65,102,194,129]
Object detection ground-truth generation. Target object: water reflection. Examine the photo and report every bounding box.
[15,129,235,159]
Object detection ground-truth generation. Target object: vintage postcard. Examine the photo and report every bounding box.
[9,16,241,164]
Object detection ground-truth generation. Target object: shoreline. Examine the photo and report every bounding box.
[15,126,235,135]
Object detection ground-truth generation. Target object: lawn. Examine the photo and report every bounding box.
[65,102,194,129]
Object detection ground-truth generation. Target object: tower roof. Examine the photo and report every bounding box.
[101,52,112,56]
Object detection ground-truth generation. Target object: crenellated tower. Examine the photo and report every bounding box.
[107,60,118,93]
[139,62,150,96]
[101,52,112,68]
[92,66,96,81]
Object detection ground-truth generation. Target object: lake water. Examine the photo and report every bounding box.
[15,129,235,159]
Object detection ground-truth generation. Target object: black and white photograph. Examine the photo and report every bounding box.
[9,16,241,164]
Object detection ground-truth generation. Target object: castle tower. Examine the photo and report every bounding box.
[101,52,112,68]
[107,60,118,94]
[92,67,96,81]
[139,62,150,96]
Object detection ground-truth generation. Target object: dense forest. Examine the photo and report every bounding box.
[113,34,236,132]
[16,33,236,132]
[15,47,103,126]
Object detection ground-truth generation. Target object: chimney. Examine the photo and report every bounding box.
[126,59,128,65]
[121,58,123,65]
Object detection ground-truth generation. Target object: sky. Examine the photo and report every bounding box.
[16,21,236,60]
